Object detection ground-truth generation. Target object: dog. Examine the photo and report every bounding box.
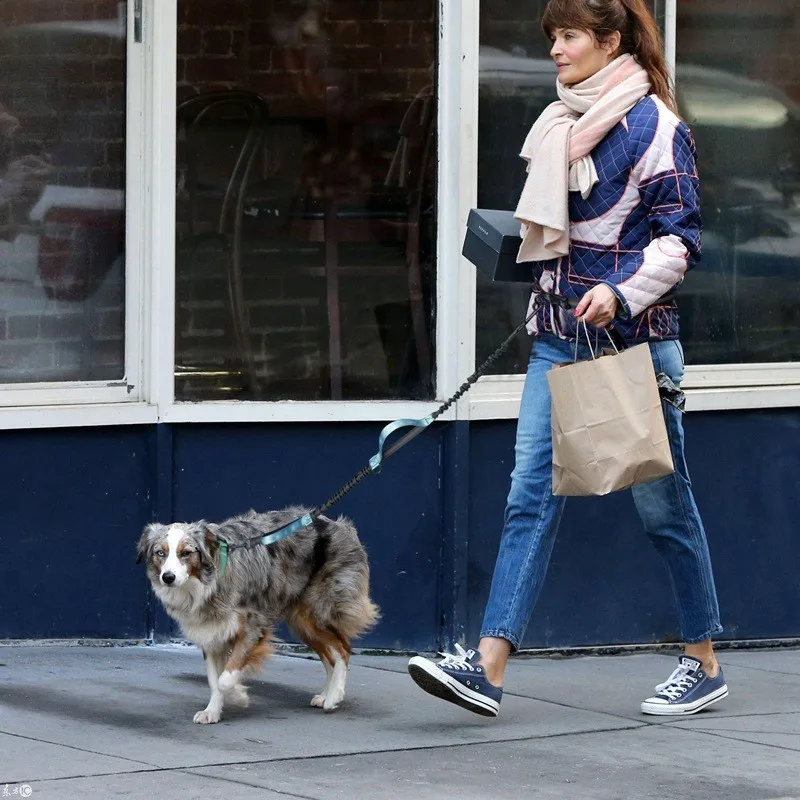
[136,507,380,724]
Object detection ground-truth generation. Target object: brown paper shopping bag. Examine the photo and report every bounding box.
[546,327,674,496]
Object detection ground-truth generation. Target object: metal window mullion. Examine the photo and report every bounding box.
[665,0,677,88]
[436,0,480,419]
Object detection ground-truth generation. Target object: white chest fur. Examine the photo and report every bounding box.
[180,613,240,651]
[155,581,240,651]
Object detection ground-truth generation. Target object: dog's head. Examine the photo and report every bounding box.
[136,521,220,589]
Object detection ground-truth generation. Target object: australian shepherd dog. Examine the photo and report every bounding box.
[136,507,380,724]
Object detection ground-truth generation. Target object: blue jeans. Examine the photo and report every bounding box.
[480,333,723,650]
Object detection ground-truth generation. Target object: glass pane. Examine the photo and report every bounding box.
[476,1,659,375]
[175,0,437,401]
[676,1,800,364]
[0,2,126,383]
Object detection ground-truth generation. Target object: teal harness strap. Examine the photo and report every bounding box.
[260,513,315,546]
[219,537,229,577]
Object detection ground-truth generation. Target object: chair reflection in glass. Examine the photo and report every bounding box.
[176,90,269,398]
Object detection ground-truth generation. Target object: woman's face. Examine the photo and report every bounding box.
[550,28,617,85]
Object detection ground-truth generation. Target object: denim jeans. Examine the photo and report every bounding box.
[480,333,723,650]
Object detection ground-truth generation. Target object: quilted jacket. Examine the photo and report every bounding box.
[525,94,702,344]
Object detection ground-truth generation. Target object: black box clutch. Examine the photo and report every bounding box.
[462,208,532,283]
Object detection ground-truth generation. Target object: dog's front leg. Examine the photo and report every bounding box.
[194,648,226,724]
[218,624,271,694]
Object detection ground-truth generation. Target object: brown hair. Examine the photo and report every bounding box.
[542,0,676,112]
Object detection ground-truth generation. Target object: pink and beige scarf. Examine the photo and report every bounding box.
[515,54,651,262]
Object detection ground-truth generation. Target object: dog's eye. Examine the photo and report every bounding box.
[155,550,165,558]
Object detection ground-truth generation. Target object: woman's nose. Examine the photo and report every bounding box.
[550,40,562,58]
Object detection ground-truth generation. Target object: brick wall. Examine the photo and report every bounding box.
[175,0,437,400]
[0,0,125,384]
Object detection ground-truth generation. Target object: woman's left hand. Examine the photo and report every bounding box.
[574,284,619,328]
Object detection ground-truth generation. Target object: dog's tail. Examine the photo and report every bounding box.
[338,577,381,642]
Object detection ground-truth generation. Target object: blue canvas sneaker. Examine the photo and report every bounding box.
[408,644,503,717]
[641,655,729,716]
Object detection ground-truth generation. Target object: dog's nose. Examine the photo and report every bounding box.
[162,572,176,585]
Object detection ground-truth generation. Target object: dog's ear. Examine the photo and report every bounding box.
[136,524,159,565]
[190,521,220,568]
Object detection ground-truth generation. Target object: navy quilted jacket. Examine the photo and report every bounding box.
[526,94,702,344]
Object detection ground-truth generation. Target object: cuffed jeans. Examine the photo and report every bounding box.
[480,333,723,650]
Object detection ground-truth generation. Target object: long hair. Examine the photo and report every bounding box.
[542,0,676,112]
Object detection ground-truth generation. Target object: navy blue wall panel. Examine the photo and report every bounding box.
[0,426,152,639]
[467,411,800,648]
[170,423,444,651]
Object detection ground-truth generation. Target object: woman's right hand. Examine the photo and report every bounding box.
[573,284,619,328]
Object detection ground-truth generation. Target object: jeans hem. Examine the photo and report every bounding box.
[682,624,723,644]
[479,629,521,652]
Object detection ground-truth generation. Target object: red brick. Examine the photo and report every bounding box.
[184,57,242,84]
[358,71,408,96]
[337,21,411,47]
[249,72,299,97]
[178,26,203,56]
[327,1,377,22]
[380,45,434,70]
[380,0,435,22]
[203,29,233,55]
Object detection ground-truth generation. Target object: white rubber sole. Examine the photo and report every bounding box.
[640,684,729,716]
[408,657,500,717]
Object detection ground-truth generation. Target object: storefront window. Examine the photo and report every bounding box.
[175,0,437,401]
[0,2,126,383]
[476,1,795,374]
[675,1,800,364]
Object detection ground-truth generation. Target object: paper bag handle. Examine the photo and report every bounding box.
[574,317,621,362]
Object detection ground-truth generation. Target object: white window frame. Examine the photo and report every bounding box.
[0,0,157,429]
[156,0,462,425]
[2,0,797,432]
[466,0,800,419]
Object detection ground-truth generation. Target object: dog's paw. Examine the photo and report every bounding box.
[228,684,250,708]
[323,691,345,712]
[310,693,326,708]
[218,669,241,693]
[193,707,222,724]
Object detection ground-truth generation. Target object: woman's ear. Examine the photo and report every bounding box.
[604,30,623,56]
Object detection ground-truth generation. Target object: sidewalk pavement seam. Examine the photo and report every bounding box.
[181,768,322,800]
[711,663,800,679]
[0,729,155,768]
[654,724,800,755]
[8,724,646,787]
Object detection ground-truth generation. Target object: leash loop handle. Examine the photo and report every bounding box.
[369,415,434,474]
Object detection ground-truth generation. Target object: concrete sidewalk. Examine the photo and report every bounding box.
[1,644,799,799]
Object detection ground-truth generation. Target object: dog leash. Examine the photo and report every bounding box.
[218,286,612,575]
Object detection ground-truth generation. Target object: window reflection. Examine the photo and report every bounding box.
[175,0,437,401]
[0,4,126,384]
[476,1,800,371]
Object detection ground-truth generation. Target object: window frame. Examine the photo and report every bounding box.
[1,0,797,432]
[467,0,800,417]
[0,1,152,423]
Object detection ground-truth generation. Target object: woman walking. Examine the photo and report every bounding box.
[408,0,727,718]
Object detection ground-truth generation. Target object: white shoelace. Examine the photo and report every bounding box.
[437,643,477,672]
[654,664,699,700]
